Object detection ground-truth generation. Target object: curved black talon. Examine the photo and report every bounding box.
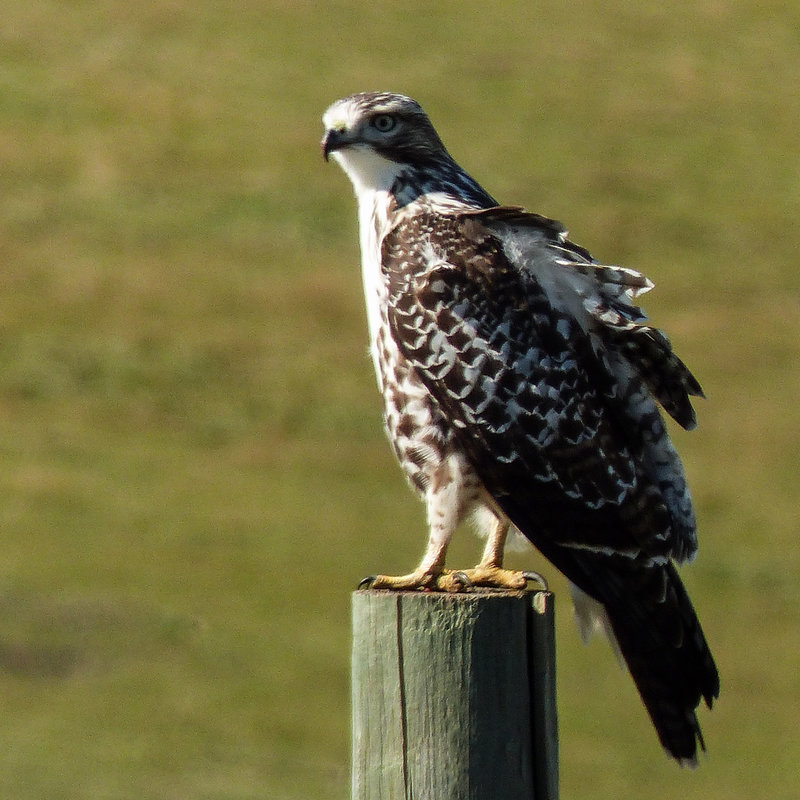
[522,570,549,591]
[450,571,474,591]
[358,575,377,589]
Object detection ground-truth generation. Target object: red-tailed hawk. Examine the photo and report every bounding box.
[321,91,718,765]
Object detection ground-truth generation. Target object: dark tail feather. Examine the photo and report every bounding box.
[604,562,719,765]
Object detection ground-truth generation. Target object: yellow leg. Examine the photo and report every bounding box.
[360,518,547,592]
[449,519,529,590]
[358,466,550,596]
[361,529,465,591]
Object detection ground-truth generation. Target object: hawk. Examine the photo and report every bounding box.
[321,91,718,765]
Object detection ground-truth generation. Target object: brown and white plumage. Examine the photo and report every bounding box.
[322,91,718,765]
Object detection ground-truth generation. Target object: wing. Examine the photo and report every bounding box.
[382,206,682,565]
[382,207,718,762]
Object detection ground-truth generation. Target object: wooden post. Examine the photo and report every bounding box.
[351,589,558,800]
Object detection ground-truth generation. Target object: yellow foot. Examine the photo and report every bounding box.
[453,565,529,590]
[359,567,547,593]
[359,569,472,592]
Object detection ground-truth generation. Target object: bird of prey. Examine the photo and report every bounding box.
[321,91,718,765]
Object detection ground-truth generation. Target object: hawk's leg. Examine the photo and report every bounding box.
[364,518,540,592]
[452,518,530,590]
[364,533,455,591]
[360,462,545,592]
[362,456,472,592]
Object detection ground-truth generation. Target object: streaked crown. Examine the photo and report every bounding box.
[322,92,449,166]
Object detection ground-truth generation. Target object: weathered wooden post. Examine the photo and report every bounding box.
[351,589,558,800]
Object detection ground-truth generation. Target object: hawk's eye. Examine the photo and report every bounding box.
[371,114,397,133]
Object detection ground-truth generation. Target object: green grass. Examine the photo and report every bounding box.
[1,1,798,797]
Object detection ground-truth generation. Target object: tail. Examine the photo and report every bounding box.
[602,561,719,765]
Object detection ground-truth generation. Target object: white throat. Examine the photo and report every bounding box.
[332,147,406,372]
[330,145,403,199]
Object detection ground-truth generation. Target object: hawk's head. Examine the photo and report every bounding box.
[321,92,447,164]
[322,92,496,209]
[321,92,450,194]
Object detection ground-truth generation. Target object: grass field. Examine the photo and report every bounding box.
[1,1,798,797]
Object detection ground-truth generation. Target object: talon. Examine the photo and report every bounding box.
[522,570,549,591]
[358,575,378,589]
[450,571,474,590]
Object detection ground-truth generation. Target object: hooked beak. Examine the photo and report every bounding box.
[321,128,348,161]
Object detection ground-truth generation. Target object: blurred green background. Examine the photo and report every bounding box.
[1,1,798,797]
